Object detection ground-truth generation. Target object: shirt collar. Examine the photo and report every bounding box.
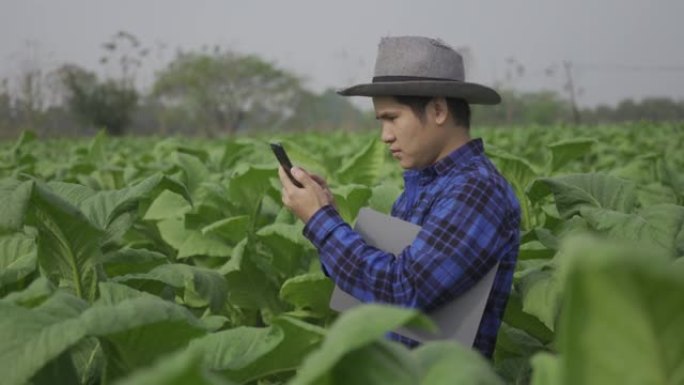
[403,138,485,184]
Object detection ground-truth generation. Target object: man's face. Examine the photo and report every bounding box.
[372,96,449,170]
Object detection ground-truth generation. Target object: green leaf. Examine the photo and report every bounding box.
[16,181,105,301]
[192,316,325,383]
[501,292,554,345]
[493,323,545,383]
[528,173,637,219]
[557,236,684,385]
[143,190,192,221]
[290,304,434,385]
[279,139,329,179]
[415,341,504,385]
[0,292,89,385]
[580,204,684,259]
[157,218,233,259]
[175,152,211,196]
[637,183,678,207]
[227,165,277,214]
[0,179,32,233]
[201,215,251,244]
[114,264,228,312]
[101,247,169,277]
[327,340,419,385]
[222,239,282,312]
[256,223,311,278]
[529,352,561,385]
[0,231,37,289]
[48,173,191,246]
[114,347,234,385]
[96,281,151,305]
[1,277,55,307]
[49,173,190,228]
[487,148,539,194]
[487,149,539,229]
[368,182,402,215]
[81,296,207,379]
[331,184,372,223]
[336,139,385,186]
[518,268,562,332]
[279,272,334,318]
[547,138,596,173]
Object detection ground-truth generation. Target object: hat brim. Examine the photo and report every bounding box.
[337,80,501,105]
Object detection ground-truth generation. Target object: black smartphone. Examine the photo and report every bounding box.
[270,142,304,188]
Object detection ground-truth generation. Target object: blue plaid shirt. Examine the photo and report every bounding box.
[303,138,520,358]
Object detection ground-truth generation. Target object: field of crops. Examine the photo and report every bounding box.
[1,123,683,385]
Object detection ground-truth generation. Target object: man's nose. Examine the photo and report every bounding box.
[380,124,395,143]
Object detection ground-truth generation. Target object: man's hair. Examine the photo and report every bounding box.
[393,96,471,129]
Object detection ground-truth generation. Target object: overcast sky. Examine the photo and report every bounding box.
[2,0,683,109]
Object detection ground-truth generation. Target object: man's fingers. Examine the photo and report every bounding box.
[310,173,329,188]
[278,166,295,190]
[291,167,316,189]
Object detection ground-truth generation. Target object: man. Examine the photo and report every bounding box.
[278,36,520,359]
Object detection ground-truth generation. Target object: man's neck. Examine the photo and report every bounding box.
[435,129,471,163]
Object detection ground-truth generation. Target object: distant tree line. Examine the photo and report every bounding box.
[472,89,684,126]
[0,32,683,139]
[0,32,373,139]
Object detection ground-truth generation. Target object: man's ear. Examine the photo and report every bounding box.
[430,97,449,125]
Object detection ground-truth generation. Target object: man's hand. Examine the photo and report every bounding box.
[278,166,335,223]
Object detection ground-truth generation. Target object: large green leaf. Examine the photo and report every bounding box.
[487,148,539,194]
[415,341,504,385]
[501,289,554,344]
[202,215,250,245]
[175,152,211,196]
[289,304,434,385]
[547,138,596,173]
[0,277,55,307]
[579,204,684,259]
[143,190,192,221]
[487,149,539,229]
[517,267,562,332]
[81,296,207,380]
[227,165,277,214]
[0,231,37,289]
[493,323,546,384]
[556,236,684,385]
[279,272,334,319]
[48,173,191,246]
[157,218,233,259]
[49,173,190,229]
[221,239,283,313]
[336,139,385,186]
[326,340,419,385]
[368,182,402,215]
[2,285,205,384]
[114,263,228,312]
[279,139,329,179]
[101,247,169,277]
[0,179,32,233]
[0,292,89,385]
[0,181,105,301]
[256,223,311,279]
[529,352,561,385]
[528,173,637,219]
[331,184,372,223]
[191,316,325,384]
[114,347,233,385]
